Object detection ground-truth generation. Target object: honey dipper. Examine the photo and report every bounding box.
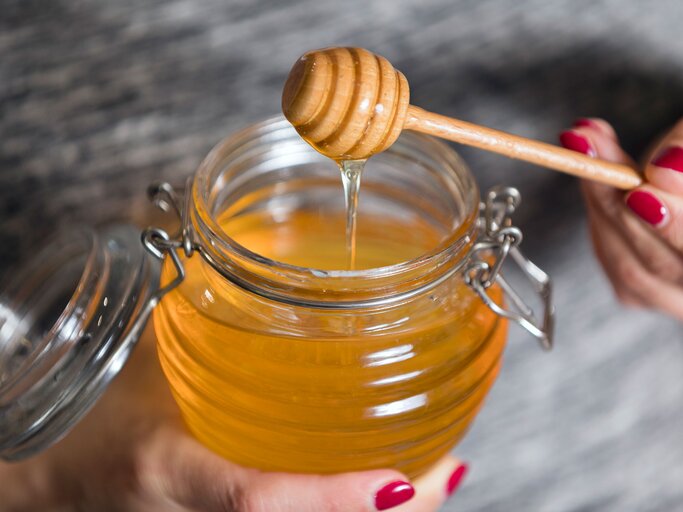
[282,47,642,189]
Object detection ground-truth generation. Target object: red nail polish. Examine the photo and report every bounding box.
[626,190,668,227]
[572,118,599,130]
[446,463,469,497]
[559,130,596,157]
[652,146,683,173]
[374,481,415,510]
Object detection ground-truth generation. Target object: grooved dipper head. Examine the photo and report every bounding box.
[282,47,410,160]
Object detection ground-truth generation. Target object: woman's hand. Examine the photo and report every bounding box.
[560,117,683,320]
[0,328,468,512]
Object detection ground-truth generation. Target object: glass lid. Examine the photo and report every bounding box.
[0,224,160,461]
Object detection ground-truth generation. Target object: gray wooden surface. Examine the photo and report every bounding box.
[2,0,682,510]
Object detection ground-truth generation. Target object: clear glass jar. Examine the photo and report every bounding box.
[153,117,511,478]
[0,116,551,475]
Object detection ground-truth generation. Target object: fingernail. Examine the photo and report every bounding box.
[374,481,415,510]
[446,463,469,497]
[572,118,600,130]
[559,130,596,157]
[626,190,668,227]
[652,146,683,173]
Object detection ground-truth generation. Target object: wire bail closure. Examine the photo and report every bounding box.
[141,182,554,349]
[132,179,196,337]
[464,186,555,350]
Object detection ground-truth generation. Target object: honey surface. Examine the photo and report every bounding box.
[154,209,506,477]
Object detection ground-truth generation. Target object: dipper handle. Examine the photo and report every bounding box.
[405,106,642,189]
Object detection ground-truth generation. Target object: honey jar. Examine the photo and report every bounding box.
[0,117,552,479]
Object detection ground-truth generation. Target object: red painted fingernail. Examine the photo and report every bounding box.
[626,190,668,227]
[446,463,469,497]
[559,130,596,157]
[374,481,415,510]
[572,118,600,130]
[652,146,683,173]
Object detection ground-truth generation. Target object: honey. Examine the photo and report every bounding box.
[154,210,506,478]
[338,159,365,270]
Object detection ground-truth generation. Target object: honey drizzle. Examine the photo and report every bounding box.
[337,159,365,270]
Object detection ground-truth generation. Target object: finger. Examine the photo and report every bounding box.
[643,118,683,195]
[560,119,636,167]
[582,180,683,284]
[584,197,647,307]
[625,184,683,254]
[561,120,640,201]
[393,455,467,512]
[585,190,683,319]
[246,457,465,512]
[584,193,636,301]
[240,469,415,512]
[572,117,619,142]
[581,175,624,219]
[561,118,632,200]
[139,428,418,512]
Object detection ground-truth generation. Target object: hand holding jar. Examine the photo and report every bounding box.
[0,329,466,512]
[561,118,683,318]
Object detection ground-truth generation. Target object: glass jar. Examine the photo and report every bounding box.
[151,117,551,478]
[0,117,552,477]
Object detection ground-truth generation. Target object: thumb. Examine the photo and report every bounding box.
[139,428,417,512]
[253,455,467,512]
[643,118,683,195]
[239,470,414,512]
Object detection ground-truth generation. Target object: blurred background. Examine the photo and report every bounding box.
[1,0,682,510]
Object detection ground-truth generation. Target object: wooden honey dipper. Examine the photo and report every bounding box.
[282,47,642,189]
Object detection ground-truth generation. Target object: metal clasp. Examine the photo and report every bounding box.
[140,180,194,302]
[464,186,555,350]
[116,182,192,343]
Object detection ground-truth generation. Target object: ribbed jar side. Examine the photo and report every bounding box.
[154,256,507,478]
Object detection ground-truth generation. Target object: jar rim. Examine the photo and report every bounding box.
[190,116,480,303]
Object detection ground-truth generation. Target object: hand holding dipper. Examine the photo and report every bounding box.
[282,47,642,189]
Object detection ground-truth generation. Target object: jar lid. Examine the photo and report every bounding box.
[0,225,160,460]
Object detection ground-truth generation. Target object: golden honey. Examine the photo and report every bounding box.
[154,214,506,478]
